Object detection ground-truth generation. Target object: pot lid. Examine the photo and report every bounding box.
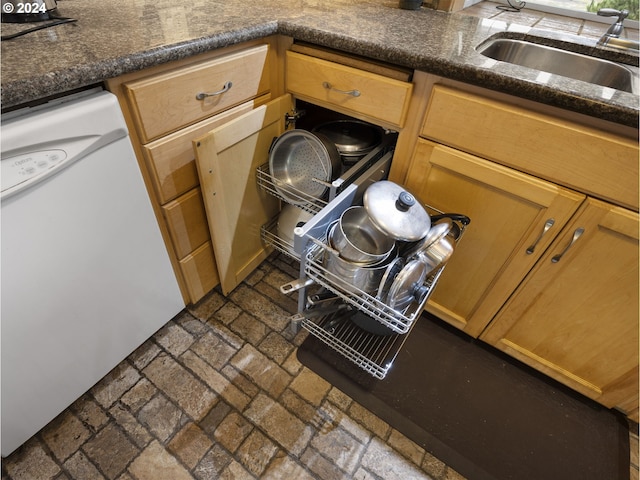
[363,181,431,242]
[386,259,428,311]
[405,218,453,259]
[377,256,405,301]
[313,120,382,154]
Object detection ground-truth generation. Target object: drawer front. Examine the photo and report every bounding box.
[125,44,272,142]
[163,187,210,260]
[421,85,639,210]
[286,51,412,128]
[143,98,268,204]
[179,241,219,303]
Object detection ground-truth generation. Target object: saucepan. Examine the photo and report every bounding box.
[329,206,395,264]
[277,204,314,248]
[312,120,384,166]
[324,221,399,294]
[406,214,470,276]
[363,181,432,243]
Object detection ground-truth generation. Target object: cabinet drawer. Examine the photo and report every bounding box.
[163,187,210,260]
[124,44,272,142]
[179,241,219,303]
[286,51,412,128]
[142,99,267,204]
[421,85,639,210]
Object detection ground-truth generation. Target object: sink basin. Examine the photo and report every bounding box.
[476,38,638,94]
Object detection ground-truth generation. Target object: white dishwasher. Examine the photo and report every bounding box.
[1,88,184,456]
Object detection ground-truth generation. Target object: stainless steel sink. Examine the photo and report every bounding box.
[476,38,639,94]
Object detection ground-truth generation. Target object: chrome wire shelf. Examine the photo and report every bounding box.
[260,216,300,260]
[296,213,468,379]
[256,163,327,214]
[303,241,444,335]
[297,309,411,379]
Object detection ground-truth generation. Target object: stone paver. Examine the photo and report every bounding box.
[128,441,193,480]
[362,436,433,480]
[2,253,471,480]
[289,367,332,406]
[143,352,217,420]
[230,343,292,397]
[3,441,61,480]
[64,451,105,480]
[82,423,139,479]
[168,423,213,469]
[41,411,91,462]
[244,393,314,456]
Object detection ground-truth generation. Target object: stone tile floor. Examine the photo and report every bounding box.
[1,253,466,480]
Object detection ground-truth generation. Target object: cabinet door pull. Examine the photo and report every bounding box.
[551,227,584,263]
[196,81,233,100]
[322,81,361,97]
[526,218,555,254]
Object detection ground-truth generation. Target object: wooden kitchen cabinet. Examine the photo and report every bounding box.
[421,84,639,211]
[481,198,639,419]
[399,76,639,418]
[106,38,281,303]
[285,50,413,130]
[192,46,414,295]
[404,139,585,337]
[193,95,287,294]
[122,44,273,143]
[162,188,210,260]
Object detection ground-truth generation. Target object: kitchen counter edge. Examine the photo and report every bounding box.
[1,16,638,128]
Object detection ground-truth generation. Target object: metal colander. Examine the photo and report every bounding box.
[269,130,341,204]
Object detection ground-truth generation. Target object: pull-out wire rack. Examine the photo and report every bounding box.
[256,130,468,379]
[302,241,445,334]
[260,216,299,260]
[291,307,409,379]
[295,216,466,379]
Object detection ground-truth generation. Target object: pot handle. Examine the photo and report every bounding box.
[280,277,315,294]
[430,213,471,226]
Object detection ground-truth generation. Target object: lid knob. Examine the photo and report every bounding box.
[396,191,415,211]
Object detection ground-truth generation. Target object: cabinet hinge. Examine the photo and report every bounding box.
[285,109,306,128]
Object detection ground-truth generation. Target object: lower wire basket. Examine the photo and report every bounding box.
[298,308,413,379]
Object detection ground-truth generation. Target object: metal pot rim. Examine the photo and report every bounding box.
[312,120,383,154]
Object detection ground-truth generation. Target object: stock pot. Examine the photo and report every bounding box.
[325,221,398,294]
[330,206,395,264]
[363,181,431,242]
[312,120,384,166]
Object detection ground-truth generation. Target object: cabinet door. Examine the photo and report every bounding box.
[405,140,585,336]
[481,198,639,416]
[194,95,291,294]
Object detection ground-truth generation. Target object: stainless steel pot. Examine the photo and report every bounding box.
[408,219,456,277]
[330,206,395,264]
[312,120,384,166]
[277,204,314,249]
[269,129,341,204]
[363,181,431,242]
[324,222,398,294]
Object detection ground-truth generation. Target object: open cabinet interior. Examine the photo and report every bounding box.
[194,93,468,380]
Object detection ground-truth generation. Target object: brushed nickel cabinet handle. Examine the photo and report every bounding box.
[196,81,233,100]
[526,218,555,254]
[322,81,361,97]
[551,227,584,263]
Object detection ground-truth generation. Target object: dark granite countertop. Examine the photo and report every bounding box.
[2,0,639,126]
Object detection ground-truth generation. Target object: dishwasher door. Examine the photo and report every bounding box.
[0,89,184,456]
